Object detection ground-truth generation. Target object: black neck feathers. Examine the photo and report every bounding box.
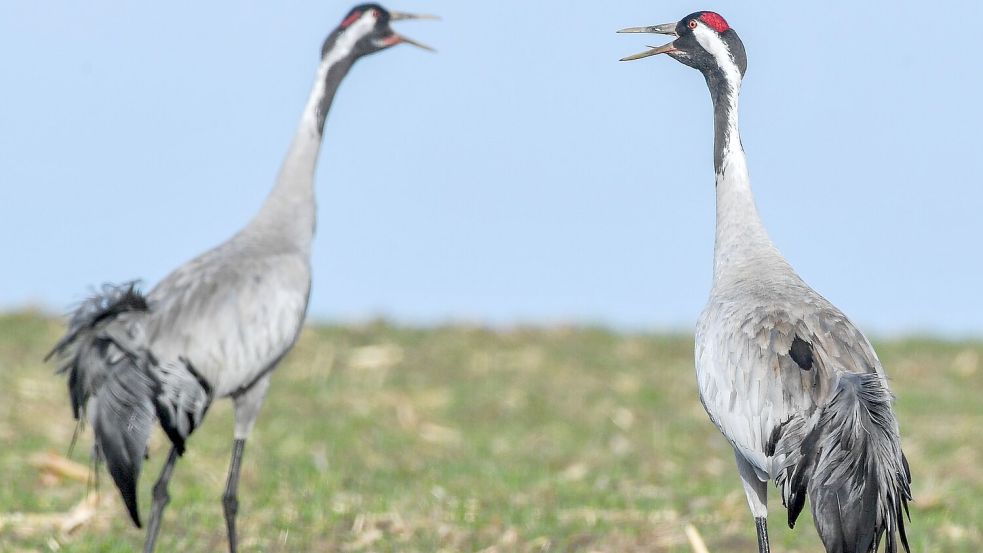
[315,33,359,135]
[706,70,740,175]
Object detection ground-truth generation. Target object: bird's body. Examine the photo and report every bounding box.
[47,5,435,552]
[144,204,311,402]
[620,12,910,553]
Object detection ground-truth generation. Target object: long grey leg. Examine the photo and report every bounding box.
[223,438,246,553]
[733,450,770,553]
[755,517,771,553]
[143,446,180,553]
[223,374,272,553]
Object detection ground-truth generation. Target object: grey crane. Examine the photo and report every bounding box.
[46,5,435,552]
[619,11,911,553]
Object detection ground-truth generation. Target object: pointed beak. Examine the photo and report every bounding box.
[389,11,440,22]
[386,11,439,52]
[617,23,679,62]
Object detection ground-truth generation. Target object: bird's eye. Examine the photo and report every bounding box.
[371,9,381,18]
[688,19,698,30]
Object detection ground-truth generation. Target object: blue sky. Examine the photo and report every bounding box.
[1,1,980,336]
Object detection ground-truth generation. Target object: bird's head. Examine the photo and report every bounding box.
[618,11,746,83]
[323,4,437,60]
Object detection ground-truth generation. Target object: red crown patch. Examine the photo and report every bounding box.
[699,12,730,33]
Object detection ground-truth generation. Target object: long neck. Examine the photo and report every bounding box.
[243,36,356,254]
[708,70,784,281]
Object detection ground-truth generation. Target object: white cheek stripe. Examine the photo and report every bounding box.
[692,24,744,177]
[301,13,377,133]
[325,12,376,68]
[693,25,741,90]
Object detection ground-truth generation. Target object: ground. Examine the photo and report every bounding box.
[0,311,980,552]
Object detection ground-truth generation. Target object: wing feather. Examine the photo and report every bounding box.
[145,247,310,397]
[697,286,909,551]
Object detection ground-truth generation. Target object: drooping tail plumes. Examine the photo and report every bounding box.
[47,282,211,527]
[47,282,156,526]
[776,372,911,553]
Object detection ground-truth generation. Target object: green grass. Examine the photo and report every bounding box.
[1,311,981,551]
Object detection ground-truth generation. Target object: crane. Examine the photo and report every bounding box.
[619,11,911,553]
[46,5,436,552]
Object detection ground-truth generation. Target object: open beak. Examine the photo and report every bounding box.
[385,11,440,52]
[389,11,440,22]
[617,23,678,62]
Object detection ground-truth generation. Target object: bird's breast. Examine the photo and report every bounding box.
[147,254,312,398]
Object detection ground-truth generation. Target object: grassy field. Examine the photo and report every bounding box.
[0,310,980,552]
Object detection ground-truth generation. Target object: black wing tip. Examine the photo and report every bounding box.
[789,335,814,370]
[786,491,805,529]
[899,517,911,553]
[156,409,188,456]
[126,497,144,528]
[104,452,143,527]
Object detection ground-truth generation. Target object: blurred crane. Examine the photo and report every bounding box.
[47,5,435,552]
[620,11,911,553]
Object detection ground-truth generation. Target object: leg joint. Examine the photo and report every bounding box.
[222,493,239,515]
[151,480,171,505]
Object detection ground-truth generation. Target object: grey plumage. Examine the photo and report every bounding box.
[778,372,910,553]
[46,282,209,525]
[619,11,911,553]
[47,6,435,552]
[47,282,148,421]
[698,292,911,552]
[153,356,212,454]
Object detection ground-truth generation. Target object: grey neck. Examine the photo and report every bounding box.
[241,42,356,255]
[708,71,785,282]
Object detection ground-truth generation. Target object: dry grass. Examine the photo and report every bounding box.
[0,311,980,551]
